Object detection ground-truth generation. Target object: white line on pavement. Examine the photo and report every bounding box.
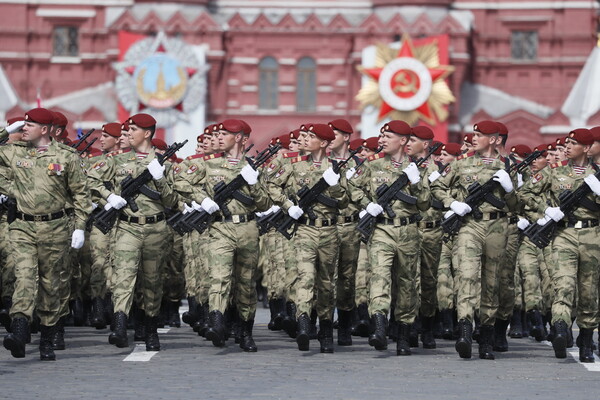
[123,344,159,362]
[542,339,600,371]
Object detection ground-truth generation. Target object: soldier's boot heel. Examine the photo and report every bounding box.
[108,311,129,348]
[420,316,436,349]
[39,325,56,361]
[91,297,107,330]
[52,318,65,351]
[493,318,509,352]
[508,307,523,338]
[441,309,454,340]
[552,320,568,359]
[368,313,388,351]
[353,303,370,338]
[3,317,28,358]
[527,309,545,342]
[579,328,595,363]
[455,319,473,359]
[182,296,198,327]
[478,325,495,360]
[396,322,412,356]
[145,316,160,351]
[296,313,311,351]
[240,319,257,352]
[168,301,181,328]
[205,310,226,347]
[318,319,334,354]
[133,307,146,342]
[337,309,353,346]
[272,298,286,331]
[282,301,298,339]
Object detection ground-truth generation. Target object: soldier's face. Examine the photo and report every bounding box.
[217,130,240,151]
[545,150,556,164]
[304,132,327,152]
[565,138,587,161]
[289,138,299,152]
[128,124,151,149]
[461,141,472,153]
[329,130,348,152]
[380,131,405,155]
[22,121,47,143]
[360,148,375,159]
[439,150,456,165]
[531,155,548,172]
[202,135,212,153]
[589,141,600,157]
[100,132,118,151]
[405,136,427,156]
[555,145,566,161]
[299,131,309,150]
[195,141,203,154]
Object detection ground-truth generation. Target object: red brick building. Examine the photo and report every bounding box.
[0,0,598,155]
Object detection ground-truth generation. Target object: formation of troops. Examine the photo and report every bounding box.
[1,107,600,363]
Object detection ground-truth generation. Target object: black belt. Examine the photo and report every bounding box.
[297,217,337,228]
[119,213,166,224]
[16,210,65,222]
[213,214,255,223]
[417,220,441,229]
[337,214,360,224]
[376,214,419,226]
[509,216,519,224]
[557,219,599,229]
[472,211,507,221]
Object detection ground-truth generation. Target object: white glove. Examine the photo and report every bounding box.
[288,205,304,220]
[403,162,420,184]
[147,158,165,180]
[241,164,259,185]
[517,217,530,231]
[182,203,193,214]
[544,206,564,222]
[6,120,24,134]
[345,167,357,180]
[428,170,441,183]
[537,216,551,226]
[262,205,280,216]
[359,210,367,219]
[517,173,524,189]
[366,202,383,217]
[200,197,219,214]
[92,202,98,210]
[0,195,7,204]
[450,200,472,216]
[71,229,85,249]
[105,193,127,211]
[444,210,455,219]
[322,167,340,186]
[584,174,600,196]
[493,169,513,193]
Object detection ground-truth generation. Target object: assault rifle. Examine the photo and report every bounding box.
[71,129,95,148]
[431,161,448,210]
[174,143,282,235]
[78,137,97,156]
[356,142,442,243]
[93,139,188,234]
[267,148,360,240]
[441,149,544,238]
[523,164,600,249]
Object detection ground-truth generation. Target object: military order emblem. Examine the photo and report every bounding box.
[357,34,455,125]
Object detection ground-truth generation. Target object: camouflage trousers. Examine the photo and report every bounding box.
[263,229,286,301]
[0,216,15,300]
[207,221,258,322]
[416,225,443,317]
[58,216,78,318]
[515,237,543,312]
[293,224,339,320]
[454,218,507,325]
[88,226,111,298]
[437,235,457,310]
[283,233,299,303]
[541,246,555,314]
[162,232,185,302]
[9,217,70,327]
[550,226,600,329]
[354,244,370,307]
[112,220,172,317]
[192,231,211,304]
[336,222,361,311]
[496,223,520,320]
[368,223,420,324]
[182,231,197,298]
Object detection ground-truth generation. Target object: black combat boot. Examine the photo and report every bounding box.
[83,298,93,327]
[552,320,568,359]
[567,318,575,348]
[145,315,160,351]
[168,301,181,328]
[104,293,114,331]
[420,315,436,349]
[0,296,12,331]
[368,313,388,351]
[388,313,398,342]
[337,309,353,346]
[39,325,56,361]
[205,310,226,347]
[472,314,481,343]
[441,309,454,340]
[579,328,594,363]
[479,325,495,360]
[544,311,554,342]
[493,318,509,352]
[273,298,286,331]
[196,303,210,337]
[296,313,311,351]
[527,309,545,342]
[71,298,85,327]
[108,311,129,348]
[182,296,198,327]
[232,313,242,344]
[396,322,412,356]
[455,319,473,359]
[353,303,370,337]
[309,308,318,340]
[409,316,419,347]
[433,310,443,339]
[318,319,334,353]
[133,307,145,342]
[267,299,277,331]
[282,301,297,339]
[91,297,106,329]
[3,317,28,358]
[52,317,65,350]
[239,319,257,352]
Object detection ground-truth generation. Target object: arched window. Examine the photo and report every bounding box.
[259,57,278,110]
[296,57,316,112]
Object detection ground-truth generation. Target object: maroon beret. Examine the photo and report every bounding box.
[510,144,532,158]
[24,108,55,125]
[442,143,462,156]
[290,129,301,140]
[555,137,566,147]
[568,128,594,145]
[328,119,353,135]
[300,123,312,132]
[309,123,335,141]
[382,120,411,135]
[473,120,499,135]
[59,128,68,139]
[151,138,168,151]
[219,119,246,134]
[349,138,364,151]
[102,123,122,138]
[52,111,68,127]
[239,120,251,135]
[6,116,24,125]
[496,122,508,136]
[203,124,215,135]
[547,142,556,151]
[363,137,380,151]
[431,140,443,155]
[197,134,204,143]
[411,126,434,140]
[533,145,548,156]
[128,113,156,129]
[463,133,473,144]
[278,134,291,149]
[590,126,600,142]
[121,120,129,131]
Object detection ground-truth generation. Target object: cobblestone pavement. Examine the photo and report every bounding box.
[1,305,599,400]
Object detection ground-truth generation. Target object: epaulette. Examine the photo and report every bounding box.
[283,151,299,159]
[106,148,131,158]
[551,160,569,169]
[290,155,309,164]
[88,153,104,159]
[368,152,385,161]
[186,153,203,161]
[457,151,475,161]
[203,152,224,161]
[57,142,77,153]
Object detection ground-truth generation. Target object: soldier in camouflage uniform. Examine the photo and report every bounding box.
[432,120,518,360]
[267,123,348,353]
[1,108,91,361]
[351,120,429,356]
[520,128,600,362]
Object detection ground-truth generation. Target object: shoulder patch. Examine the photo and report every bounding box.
[204,152,224,161]
[550,160,568,169]
[443,165,452,175]
[290,155,309,164]
[368,152,385,161]
[92,161,106,170]
[282,151,299,159]
[186,153,203,161]
[107,148,131,158]
[173,166,182,175]
[532,172,543,183]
